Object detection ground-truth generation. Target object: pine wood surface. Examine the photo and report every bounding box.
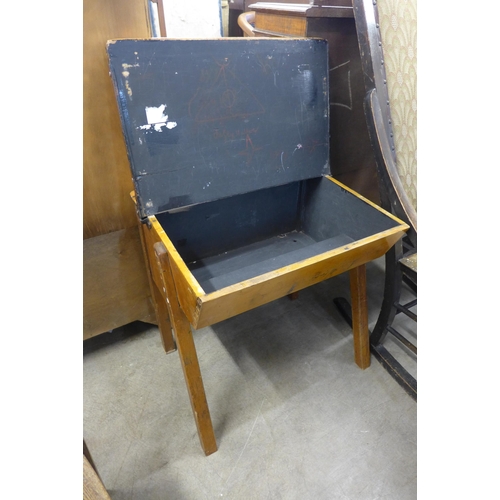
[153,242,218,456]
[83,0,154,338]
[83,0,151,239]
[193,227,404,329]
[138,221,176,353]
[132,173,407,453]
[143,176,408,330]
[83,227,156,340]
[349,264,370,369]
[83,455,111,500]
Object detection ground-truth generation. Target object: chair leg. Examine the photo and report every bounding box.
[349,264,371,369]
[153,242,218,456]
[370,239,403,346]
[371,344,417,400]
[368,239,417,400]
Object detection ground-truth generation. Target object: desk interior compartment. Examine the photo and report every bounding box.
[157,175,401,294]
[107,37,408,329]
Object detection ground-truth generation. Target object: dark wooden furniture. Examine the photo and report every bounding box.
[335,0,417,400]
[107,38,408,455]
[230,0,327,35]
[244,1,380,204]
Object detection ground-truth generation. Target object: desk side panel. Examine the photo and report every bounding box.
[83,227,156,339]
[149,217,206,326]
[195,226,406,328]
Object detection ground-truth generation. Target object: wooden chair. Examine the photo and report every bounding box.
[335,0,417,399]
[238,11,256,37]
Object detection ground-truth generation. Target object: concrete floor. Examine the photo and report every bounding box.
[83,258,416,499]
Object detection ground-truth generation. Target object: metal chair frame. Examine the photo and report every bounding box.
[335,0,417,400]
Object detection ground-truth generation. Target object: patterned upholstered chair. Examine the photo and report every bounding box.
[345,0,417,398]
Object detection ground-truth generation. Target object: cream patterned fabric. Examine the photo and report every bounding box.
[378,0,417,212]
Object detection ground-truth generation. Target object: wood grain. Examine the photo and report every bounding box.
[349,265,370,369]
[139,221,176,353]
[83,0,154,338]
[147,176,408,330]
[83,455,111,500]
[149,216,206,326]
[83,227,156,339]
[254,11,307,35]
[153,242,217,456]
[83,0,151,239]
[195,227,405,329]
[137,178,407,455]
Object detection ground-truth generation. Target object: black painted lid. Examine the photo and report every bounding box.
[107,38,329,218]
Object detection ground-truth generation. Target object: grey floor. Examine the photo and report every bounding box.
[83,257,416,500]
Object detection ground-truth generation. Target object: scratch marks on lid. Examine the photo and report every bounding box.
[121,63,139,97]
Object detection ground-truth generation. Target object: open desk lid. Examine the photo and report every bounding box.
[107,38,329,218]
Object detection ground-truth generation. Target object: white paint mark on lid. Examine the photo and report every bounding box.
[145,104,168,125]
[138,104,178,132]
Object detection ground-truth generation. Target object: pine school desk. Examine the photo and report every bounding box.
[107,38,408,455]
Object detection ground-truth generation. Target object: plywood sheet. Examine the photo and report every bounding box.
[83,227,156,339]
[83,0,151,239]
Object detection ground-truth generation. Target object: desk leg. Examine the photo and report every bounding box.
[138,223,176,353]
[154,243,218,456]
[349,264,371,369]
[151,282,177,353]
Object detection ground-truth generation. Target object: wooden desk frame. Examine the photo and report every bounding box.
[135,175,407,456]
[107,38,408,456]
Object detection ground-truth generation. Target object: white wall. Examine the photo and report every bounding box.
[163,0,222,38]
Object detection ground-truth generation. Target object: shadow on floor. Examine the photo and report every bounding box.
[83,321,155,356]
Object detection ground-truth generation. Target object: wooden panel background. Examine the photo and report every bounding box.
[83,228,155,338]
[84,0,152,237]
[83,0,156,339]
